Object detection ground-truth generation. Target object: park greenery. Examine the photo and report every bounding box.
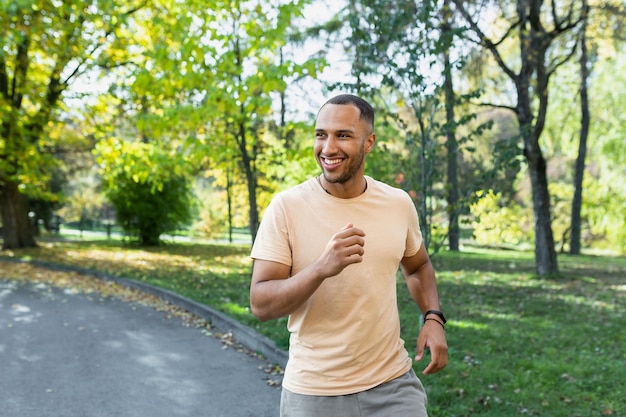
[1,0,625,274]
[2,237,624,416]
[1,2,625,415]
[2,3,625,417]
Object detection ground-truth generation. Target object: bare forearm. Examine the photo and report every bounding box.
[250,262,326,321]
[251,224,367,321]
[405,261,441,313]
[401,247,448,374]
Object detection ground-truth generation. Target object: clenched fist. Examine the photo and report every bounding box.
[316,223,366,278]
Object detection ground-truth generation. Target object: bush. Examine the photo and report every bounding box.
[95,138,196,246]
[107,174,195,246]
[469,190,531,247]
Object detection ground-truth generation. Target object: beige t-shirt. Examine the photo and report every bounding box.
[250,176,423,395]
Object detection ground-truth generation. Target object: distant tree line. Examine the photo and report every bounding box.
[1,0,624,276]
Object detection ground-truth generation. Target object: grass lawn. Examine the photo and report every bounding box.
[2,237,624,416]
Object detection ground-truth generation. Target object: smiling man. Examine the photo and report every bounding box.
[250,94,448,417]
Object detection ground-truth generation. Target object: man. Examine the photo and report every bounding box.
[250,94,448,416]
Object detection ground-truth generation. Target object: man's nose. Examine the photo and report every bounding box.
[322,135,340,154]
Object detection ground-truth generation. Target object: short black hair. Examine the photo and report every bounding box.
[320,94,374,131]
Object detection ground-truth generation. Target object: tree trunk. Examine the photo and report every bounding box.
[443,47,459,251]
[236,118,259,243]
[518,90,559,275]
[418,128,431,252]
[0,179,37,250]
[232,36,259,244]
[518,62,558,275]
[226,165,233,243]
[518,2,559,276]
[525,145,558,275]
[570,2,590,255]
[247,172,259,243]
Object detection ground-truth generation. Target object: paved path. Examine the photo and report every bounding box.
[0,279,282,417]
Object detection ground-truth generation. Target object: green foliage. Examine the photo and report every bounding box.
[3,0,622,258]
[102,0,325,240]
[0,0,147,247]
[470,190,531,247]
[57,182,103,228]
[0,0,142,183]
[107,174,195,246]
[538,50,626,255]
[10,242,626,416]
[469,173,626,255]
[551,177,626,255]
[191,181,230,239]
[95,138,196,245]
[458,109,523,202]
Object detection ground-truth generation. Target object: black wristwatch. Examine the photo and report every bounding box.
[424,309,447,325]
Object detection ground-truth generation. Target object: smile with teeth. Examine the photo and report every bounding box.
[323,157,344,165]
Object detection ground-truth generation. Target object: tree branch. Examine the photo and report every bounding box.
[547,36,580,77]
[492,18,523,47]
[0,50,8,97]
[61,1,147,86]
[452,0,518,82]
[11,32,30,110]
[474,101,517,113]
[549,1,583,38]
[551,0,560,29]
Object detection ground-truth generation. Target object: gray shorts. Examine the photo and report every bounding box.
[280,369,428,417]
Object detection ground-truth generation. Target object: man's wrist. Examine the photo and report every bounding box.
[424,317,445,329]
[424,309,447,325]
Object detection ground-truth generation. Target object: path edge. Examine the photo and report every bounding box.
[0,256,288,368]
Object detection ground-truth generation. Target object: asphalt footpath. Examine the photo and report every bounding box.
[0,274,286,417]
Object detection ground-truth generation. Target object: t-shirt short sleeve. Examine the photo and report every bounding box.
[403,192,423,258]
[250,195,293,267]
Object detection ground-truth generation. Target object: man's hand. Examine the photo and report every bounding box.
[414,320,448,374]
[315,223,365,278]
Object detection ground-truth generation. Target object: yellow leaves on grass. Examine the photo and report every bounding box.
[0,261,207,328]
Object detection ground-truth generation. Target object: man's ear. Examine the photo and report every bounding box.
[365,133,376,153]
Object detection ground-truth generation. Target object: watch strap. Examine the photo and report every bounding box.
[424,309,447,324]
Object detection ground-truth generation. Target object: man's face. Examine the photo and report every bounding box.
[314,104,375,184]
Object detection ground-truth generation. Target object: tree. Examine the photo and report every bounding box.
[95,138,196,246]
[452,0,585,275]
[570,0,590,255]
[57,174,104,234]
[108,175,195,246]
[197,1,322,242]
[441,0,460,251]
[336,0,485,252]
[0,0,144,249]
[99,0,322,243]
[570,0,625,254]
[535,27,625,254]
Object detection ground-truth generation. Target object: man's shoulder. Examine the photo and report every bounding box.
[267,178,317,208]
[274,178,316,198]
[368,177,411,200]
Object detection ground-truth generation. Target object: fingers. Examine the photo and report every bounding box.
[335,223,365,261]
[415,343,425,362]
[338,223,365,239]
[421,351,447,375]
[415,327,448,375]
[318,224,366,278]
